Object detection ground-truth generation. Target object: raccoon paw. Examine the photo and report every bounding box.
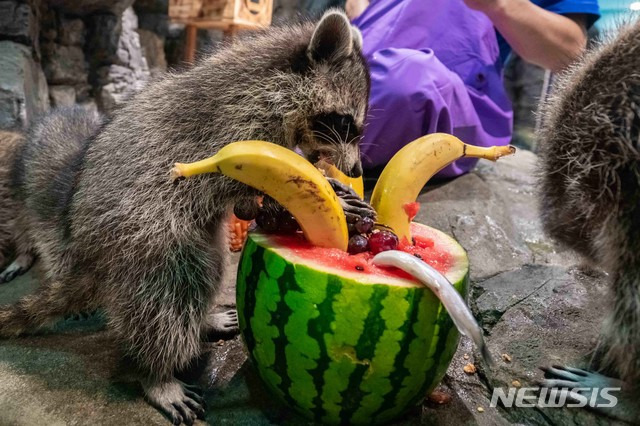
[0,254,34,284]
[206,309,239,335]
[326,177,376,224]
[539,365,639,422]
[145,379,206,425]
[539,364,624,389]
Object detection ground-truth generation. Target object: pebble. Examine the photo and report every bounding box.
[427,390,452,405]
[463,363,477,375]
[512,380,522,388]
[502,353,512,363]
[477,407,485,413]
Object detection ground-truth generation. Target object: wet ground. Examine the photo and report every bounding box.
[0,150,627,425]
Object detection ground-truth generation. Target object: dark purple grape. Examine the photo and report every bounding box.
[348,235,369,254]
[355,216,374,234]
[255,210,279,232]
[278,210,301,233]
[368,230,399,254]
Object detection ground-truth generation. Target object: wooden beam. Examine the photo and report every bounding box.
[183,24,197,64]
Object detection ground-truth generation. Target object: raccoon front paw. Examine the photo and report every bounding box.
[326,177,376,231]
[539,365,639,422]
[0,254,34,284]
[145,379,206,425]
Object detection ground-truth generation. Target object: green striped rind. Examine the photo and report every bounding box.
[237,224,469,425]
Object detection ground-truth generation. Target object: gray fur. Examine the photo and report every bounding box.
[538,19,640,396]
[0,10,369,424]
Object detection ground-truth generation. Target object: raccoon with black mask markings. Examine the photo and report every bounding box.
[0,10,370,425]
[537,20,640,423]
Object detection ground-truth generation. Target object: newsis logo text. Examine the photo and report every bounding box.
[490,387,620,408]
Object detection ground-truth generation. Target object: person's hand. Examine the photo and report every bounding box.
[345,0,369,20]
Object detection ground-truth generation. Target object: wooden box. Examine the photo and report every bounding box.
[169,0,273,30]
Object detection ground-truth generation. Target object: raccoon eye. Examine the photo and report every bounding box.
[312,112,360,144]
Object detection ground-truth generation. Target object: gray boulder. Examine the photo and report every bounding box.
[41,43,88,85]
[47,0,134,16]
[48,85,76,108]
[0,41,49,128]
[0,1,38,45]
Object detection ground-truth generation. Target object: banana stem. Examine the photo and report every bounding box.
[463,144,516,161]
[170,156,221,180]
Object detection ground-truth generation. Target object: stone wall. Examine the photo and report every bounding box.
[0,0,328,129]
[0,0,176,128]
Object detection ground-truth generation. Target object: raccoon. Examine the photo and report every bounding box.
[0,10,369,425]
[0,130,29,276]
[537,19,640,423]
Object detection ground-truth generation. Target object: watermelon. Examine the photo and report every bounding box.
[236,222,469,425]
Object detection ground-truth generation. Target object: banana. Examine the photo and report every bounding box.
[371,134,515,242]
[315,160,365,199]
[171,141,349,251]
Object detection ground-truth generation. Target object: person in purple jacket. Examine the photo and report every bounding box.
[346,0,599,177]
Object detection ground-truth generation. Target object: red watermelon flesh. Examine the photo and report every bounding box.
[268,222,454,283]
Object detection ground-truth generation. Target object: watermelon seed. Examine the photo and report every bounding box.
[413,253,422,260]
[355,265,364,271]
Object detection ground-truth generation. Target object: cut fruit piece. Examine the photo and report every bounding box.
[236,222,469,425]
[316,159,365,199]
[171,140,348,250]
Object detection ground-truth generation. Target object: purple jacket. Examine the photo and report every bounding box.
[353,0,513,177]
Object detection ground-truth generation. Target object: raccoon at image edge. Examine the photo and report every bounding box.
[537,19,640,423]
[0,10,370,425]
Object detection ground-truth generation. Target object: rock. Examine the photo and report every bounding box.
[86,13,122,66]
[137,29,167,76]
[0,1,38,45]
[41,43,88,85]
[94,7,150,112]
[137,12,170,36]
[133,0,168,14]
[78,99,99,116]
[474,264,566,329]
[57,18,85,46]
[48,85,76,107]
[47,0,134,16]
[0,41,49,128]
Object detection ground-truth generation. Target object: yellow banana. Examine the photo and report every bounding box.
[171,141,349,251]
[315,160,365,198]
[371,133,515,242]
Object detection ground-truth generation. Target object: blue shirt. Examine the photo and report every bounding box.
[498,0,600,62]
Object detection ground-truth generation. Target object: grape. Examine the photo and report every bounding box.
[278,210,301,233]
[255,210,279,232]
[368,230,399,254]
[347,235,369,254]
[355,216,374,234]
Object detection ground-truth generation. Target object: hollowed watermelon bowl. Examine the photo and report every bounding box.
[236,222,469,425]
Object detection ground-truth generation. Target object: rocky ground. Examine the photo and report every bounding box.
[0,150,627,425]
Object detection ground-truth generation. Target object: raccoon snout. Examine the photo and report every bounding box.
[346,161,363,178]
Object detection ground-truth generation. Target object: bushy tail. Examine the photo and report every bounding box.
[0,279,94,337]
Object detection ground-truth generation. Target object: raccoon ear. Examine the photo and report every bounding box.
[352,26,363,51]
[308,11,354,63]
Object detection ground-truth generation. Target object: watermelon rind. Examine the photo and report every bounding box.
[237,223,469,425]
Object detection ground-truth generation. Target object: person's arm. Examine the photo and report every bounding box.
[465,0,588,72]
[346,0,369,20]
